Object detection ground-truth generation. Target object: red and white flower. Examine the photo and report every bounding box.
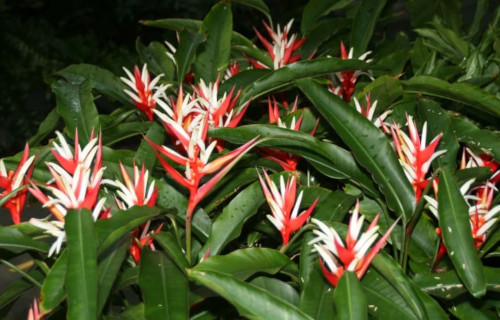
[121,64,170,121]
[352,95,391,131]
[0,143,35,224]
[250,19,306,70]
[258,170,318,244]
[309,200,396,286]
[391,115,445,203]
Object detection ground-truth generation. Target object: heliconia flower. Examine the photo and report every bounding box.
[51,130,98,174]
[461,147,500,184]
[104,162,158,210]
[391,115,446,203]
[129,221,163,263]
[147,115,259,216]
[329,41,372,102]
[29,131,106,256]
[224,61,241,80]
[27,298,44,320]
[258,170,318,244]
[0,143,35,224]
[309,200,396,286]
[352,95,392,132]
[250,19,306,70]
[121,64,170,121]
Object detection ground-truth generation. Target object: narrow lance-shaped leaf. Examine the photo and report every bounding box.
[65,209,98,320]
[437,168,486,297]
[334,271,368,320]
[0,226,49,253]
[40,251,67,314]
[175,30,205,84]
[350,0,387,57]
[297,79,415,221]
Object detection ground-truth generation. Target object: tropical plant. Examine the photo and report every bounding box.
[1,0,500,319]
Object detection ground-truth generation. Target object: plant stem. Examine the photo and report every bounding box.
[185,203,195,266]
[279,224,313,254]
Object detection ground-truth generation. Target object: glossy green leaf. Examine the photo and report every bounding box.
[105,303,145,320]
[136,40,175,81]
[449,298,498,319]
[299,261,335,318]
[239,58,377,105]
[28,108,61,146]
[97,239,129,314]
[372,253,447,320]
[250,277,299,306]
[95,206,162,255]
[193,248,294,280]
[354,75,403,112]
[51,64,131,105]
[40,251,67,314]
[0,226,49,253]
[350,0,387,57]
[153,231,189,270]
[65,209,98,320]
[403,76,500,119]
[414,267,500,299]
[194,1,232,82]
[297,79,415,221]
[219,69,270,93]
[438,168,486,297]
[141,18,201,31]
[188,269,313,320]
[301,0,354,33]
[139,249,189,320]
[334,271,367,320]
[115,266,139,290]
[175,30,205,83]
[232,0,271,24]
[451,117,500,161]
[299,18,351,59]
[102,121,151,146]
[211,125,379,196]
[52,78,99,144]
[135,121,166,172]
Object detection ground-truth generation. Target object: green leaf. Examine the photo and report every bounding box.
[239,58,377,105]
[153,231,189,270]
[297,79,415,221]
[451,117,500,161]
[299,18,351,59]
[402,76,500,119]
[136,40,175,81]
[139,249,189,320]
[232,0,271,24]
[219,69,270,93]
[188,269,313,320]
[65,209,98,320]
[350,0,387,57]
[250,277,299,306]
[299,262,335,318]
[407,0,462,33]
[115,266,139,290]
[105,303,145,320]
[28,108,61,146]
[0,269,44,312]
[438,168,486,297]
[193,248,294,280]
[354,75,403,112]
[141,18,201,32]
[0,226,49,253]
[334,271,367,320]
[97,238,129,314]
[210,125,379,196]
[414,267,500,299]
[175,30,205,83]
[95,206,162,254]
[40,251,67,314]
[194,1,232,82]
[301,0,354,33]
[102,121,151,146]
[466,0,489,40]
[53,78,100,144]
[135,121,166,172]
[51,64,131,105]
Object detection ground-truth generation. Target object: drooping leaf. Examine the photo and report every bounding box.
[451,117,500,161]
[65,209,98,320]
[334,271,367,320]
[188,269,313,320]
[297,79,415,221]
[194,1,233,82]
[40,251,68,314]
[52,79,100,144]
[192,248,294,280]
[0,226,49,253]
[350,0,387,57]
[438,168,486,297]
[139,249,189,320]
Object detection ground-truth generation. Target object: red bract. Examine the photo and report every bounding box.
[224,61,240,80]
[121,64,169,121]
[0,143,35,224]
[329,41,372,102]
[129,222,163,263]
[258,170,318,244]
[391,115,445,203]
[27,298,43,320]
[250,19,306,69]
[352,95,391,132]
[309,200,396,286]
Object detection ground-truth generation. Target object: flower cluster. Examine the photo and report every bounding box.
[309,200,396,286]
